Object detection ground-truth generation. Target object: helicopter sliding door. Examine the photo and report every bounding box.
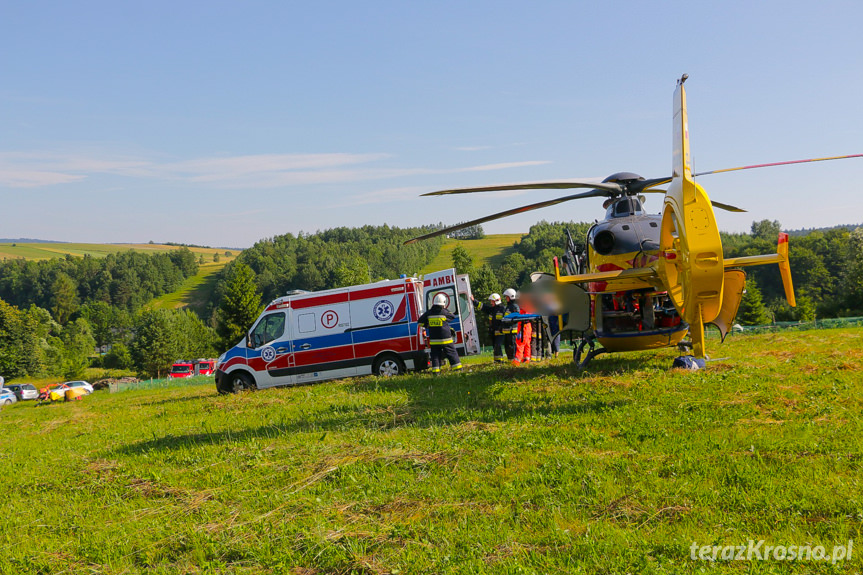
[595,290,688,352]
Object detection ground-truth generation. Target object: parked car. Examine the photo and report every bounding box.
[62,381,94,395]
[1,388,18,406]
[5,383,38,401]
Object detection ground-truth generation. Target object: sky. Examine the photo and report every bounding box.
[1,1,861,247]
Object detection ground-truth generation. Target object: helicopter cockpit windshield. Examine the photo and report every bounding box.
[606,197,645,219]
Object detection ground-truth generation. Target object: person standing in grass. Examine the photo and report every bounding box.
[502,288,520,361]
[472,292,506,363]
[418,293,463,374]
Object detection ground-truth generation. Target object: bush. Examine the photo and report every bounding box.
[103,343,132,370]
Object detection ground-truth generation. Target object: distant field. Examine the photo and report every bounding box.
[420,234,523,274]
[3,327,861,573]
[0,242,239,261]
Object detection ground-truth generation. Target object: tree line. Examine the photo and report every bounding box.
[3,217,859,382]
[0,248,218,381]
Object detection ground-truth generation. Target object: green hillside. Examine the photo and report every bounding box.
[419,234,523,274]
[0,242,239,316]
[1,327,861,572]
[147,260,231,315]
[0,241,237,261]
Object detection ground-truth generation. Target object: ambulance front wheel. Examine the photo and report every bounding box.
[224,371,257,393]
[373,354,405,377]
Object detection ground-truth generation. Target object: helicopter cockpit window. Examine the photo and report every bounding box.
[608,198,644,218]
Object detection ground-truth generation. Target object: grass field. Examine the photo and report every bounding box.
[148,260,232,315]
[0,242,239,262]
[3,327,862,573]
[419,234,523,275]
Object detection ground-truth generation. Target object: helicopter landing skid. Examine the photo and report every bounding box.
[574,337,607,369]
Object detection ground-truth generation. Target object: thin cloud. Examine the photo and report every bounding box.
[0,150,551,190]
[0,169,85,187]
[330,186,428,208]
[453,145,492,152]
[458,161,551,172]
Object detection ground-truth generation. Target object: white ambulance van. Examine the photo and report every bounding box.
[215,268,480,393]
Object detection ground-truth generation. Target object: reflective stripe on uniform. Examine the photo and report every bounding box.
[430,338,454,345]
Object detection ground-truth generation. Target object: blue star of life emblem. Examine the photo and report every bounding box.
[373,299,395,321]
[261,346,276,363]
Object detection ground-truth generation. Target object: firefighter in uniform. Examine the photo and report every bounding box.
[418,293,463,374]
[472,292,506,363]
[502,288,520,361]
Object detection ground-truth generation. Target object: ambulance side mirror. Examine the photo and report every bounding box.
[246,333,253,348]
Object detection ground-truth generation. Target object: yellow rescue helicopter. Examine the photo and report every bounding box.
[406,75,862,367]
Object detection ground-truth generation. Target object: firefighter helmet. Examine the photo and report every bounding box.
[489,293,502,304]
[433,293,448,307]
[503,288,517,300]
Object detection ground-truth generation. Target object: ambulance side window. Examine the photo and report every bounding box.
[298,313,316,334]
[250,313,285,348]
[458,293,471,321]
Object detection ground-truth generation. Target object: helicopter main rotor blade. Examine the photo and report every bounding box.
[694,153,863,177]
[629,187,746,212]
[710,200,746,212]
[630,177,672,193]
[422,179,621,196]
[404,189,608,244]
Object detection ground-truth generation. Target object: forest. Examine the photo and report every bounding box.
[0,226,445,380]
[1,219,861,381]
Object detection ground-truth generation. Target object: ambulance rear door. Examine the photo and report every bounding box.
[456,274,481,355]
[423,268,477,356]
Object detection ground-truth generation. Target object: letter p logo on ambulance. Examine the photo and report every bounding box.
[373,300,395,321]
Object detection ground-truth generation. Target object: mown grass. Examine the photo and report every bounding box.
[2,328,862,574]
[419,234,523,275]
[0,242,239,262]
[148,260,232,315]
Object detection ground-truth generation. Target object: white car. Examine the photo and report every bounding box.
[1,388,17,406]
[62,381,94,395]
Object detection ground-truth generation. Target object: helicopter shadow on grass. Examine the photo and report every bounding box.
[115,356,651,455]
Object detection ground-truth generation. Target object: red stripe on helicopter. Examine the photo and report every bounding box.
[590,263,624,293]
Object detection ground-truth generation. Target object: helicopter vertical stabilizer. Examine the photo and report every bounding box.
[659,76,726,357]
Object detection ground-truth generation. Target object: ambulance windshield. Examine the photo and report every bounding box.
[250,312,286,348]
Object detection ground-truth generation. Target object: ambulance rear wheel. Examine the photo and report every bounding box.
[373,354,404,377]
